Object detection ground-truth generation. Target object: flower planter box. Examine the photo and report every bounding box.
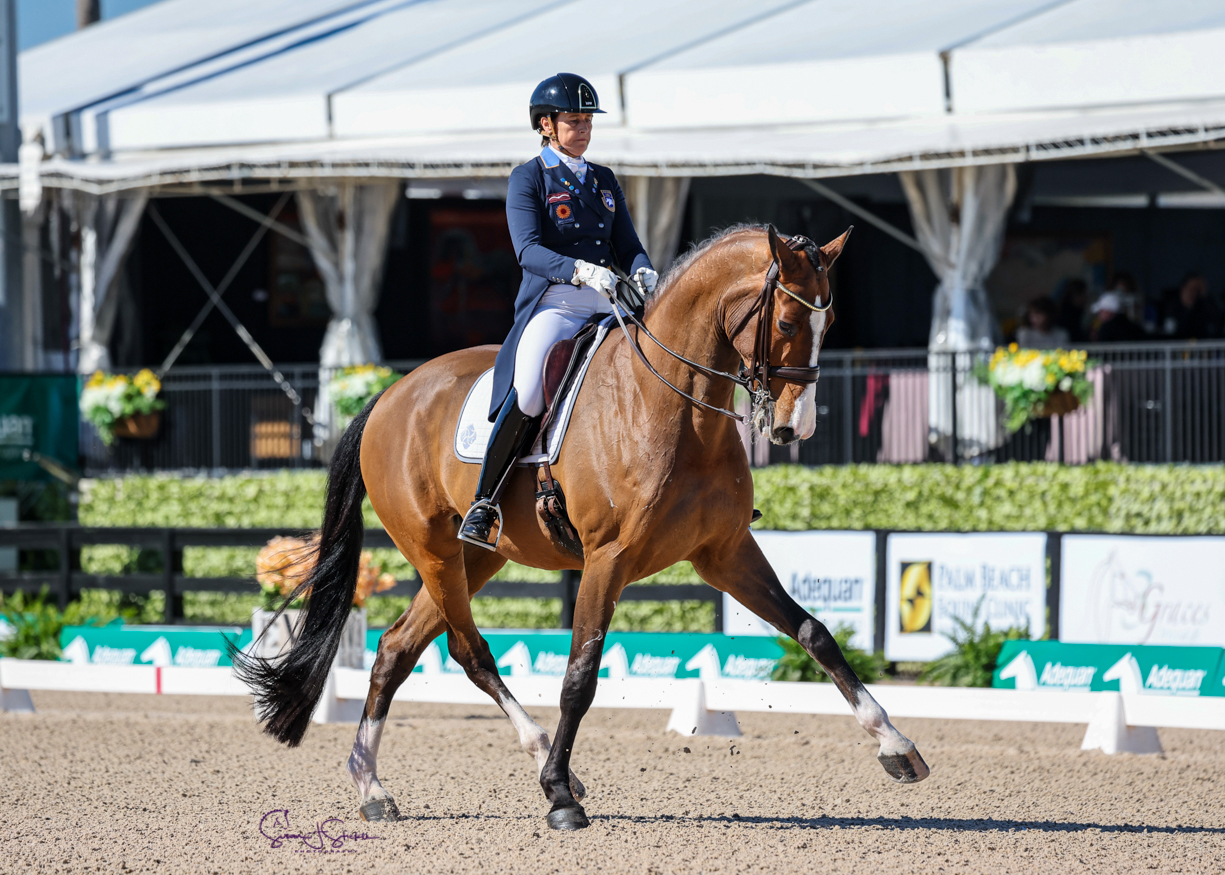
[112,412,161,440]
[1035,390,1080,419]
[251,607,366,669]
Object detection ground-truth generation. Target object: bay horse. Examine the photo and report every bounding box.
[233,224,930,831]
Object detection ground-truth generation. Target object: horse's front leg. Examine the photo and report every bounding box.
[694,533,930,784]
[539,555,622,830]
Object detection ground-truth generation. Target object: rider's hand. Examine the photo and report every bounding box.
[635,267,659,293]
[573,260,617,299]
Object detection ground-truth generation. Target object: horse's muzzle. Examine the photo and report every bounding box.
[769,425,799,445]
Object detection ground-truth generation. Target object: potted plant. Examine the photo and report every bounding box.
[975,345,1094,433]
[79,369,166,445]
[251,535,396,668]
[328,364,402,426]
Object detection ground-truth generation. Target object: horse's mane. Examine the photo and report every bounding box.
[644,223,767,316]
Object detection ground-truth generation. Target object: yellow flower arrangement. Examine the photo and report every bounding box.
[328,363,403,420]
[975,347,1093,432]
[79,369,166,445]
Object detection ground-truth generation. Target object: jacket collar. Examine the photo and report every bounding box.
[539,148,602,213]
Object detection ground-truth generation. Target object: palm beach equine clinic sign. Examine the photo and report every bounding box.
[723,531,876,651]
[885,533,1046,661]
[1059,535,1225,647]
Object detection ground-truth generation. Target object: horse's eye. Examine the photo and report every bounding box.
[777,319,799,337]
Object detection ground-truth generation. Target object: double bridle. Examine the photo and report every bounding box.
[609,233,831,426]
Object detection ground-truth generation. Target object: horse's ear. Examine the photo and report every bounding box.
[766,224,782,262]
[820,226,854,267]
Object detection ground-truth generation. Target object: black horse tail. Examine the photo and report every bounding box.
[230,390,385,747]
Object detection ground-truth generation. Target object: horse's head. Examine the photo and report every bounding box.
[728,225,850,445]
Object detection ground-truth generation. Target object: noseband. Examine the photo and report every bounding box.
[609,233,831,425]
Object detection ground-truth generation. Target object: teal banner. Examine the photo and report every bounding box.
[57,625,785,681]
[60,625,245,667]
[363,630,785,679]
[993,640,1224,697]
[0,374,78,481]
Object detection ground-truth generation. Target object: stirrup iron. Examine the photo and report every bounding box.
[458,498,504,551]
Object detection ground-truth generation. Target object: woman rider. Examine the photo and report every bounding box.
[459,73,657,549]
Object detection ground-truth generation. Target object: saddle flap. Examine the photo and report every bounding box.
[541,320,600,413]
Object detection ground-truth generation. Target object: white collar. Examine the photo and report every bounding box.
[548,145,587,178]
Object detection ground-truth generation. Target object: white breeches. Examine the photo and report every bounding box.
[514,284,620,416]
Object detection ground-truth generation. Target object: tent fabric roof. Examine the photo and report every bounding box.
[15,0,1225,189]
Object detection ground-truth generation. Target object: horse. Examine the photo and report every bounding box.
[233,223,930,831]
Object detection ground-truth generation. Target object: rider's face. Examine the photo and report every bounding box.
[545,113,592,157]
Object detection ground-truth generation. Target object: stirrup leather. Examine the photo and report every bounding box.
[458,499,503,551]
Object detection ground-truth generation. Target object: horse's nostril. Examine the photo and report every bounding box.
[774,426,797,444]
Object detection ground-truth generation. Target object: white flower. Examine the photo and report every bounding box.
[994,363,1022,387]
[1059,376,1073,391]
[1020,360,1047,392]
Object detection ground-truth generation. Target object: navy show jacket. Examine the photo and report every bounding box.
[488,147,652,419]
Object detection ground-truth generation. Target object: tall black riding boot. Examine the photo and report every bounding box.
[458,390,541,550]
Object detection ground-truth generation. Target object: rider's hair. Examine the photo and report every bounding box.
[540,113,556,147]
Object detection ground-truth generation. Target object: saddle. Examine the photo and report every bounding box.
[533,316,602,559]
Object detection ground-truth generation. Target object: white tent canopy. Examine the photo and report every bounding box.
[11,0,1225,187]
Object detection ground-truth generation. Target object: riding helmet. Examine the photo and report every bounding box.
[530,73,605,133]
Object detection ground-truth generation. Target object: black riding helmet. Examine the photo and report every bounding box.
[530,73,604,133]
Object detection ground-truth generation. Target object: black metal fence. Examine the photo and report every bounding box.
[80,340,1225,473]
[0,526,721,629]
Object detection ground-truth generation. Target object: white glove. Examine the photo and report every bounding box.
[635,267,659,293]
[572,260,617,299]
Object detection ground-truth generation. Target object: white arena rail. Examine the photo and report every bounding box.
[4,658,1225,755]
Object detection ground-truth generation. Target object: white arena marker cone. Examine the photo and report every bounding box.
[1081,692,1162,755]
[665,679,740,738]
[1,687,36,713]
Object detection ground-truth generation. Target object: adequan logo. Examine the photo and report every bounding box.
[898,561,933,633]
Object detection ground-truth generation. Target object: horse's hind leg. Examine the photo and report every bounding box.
[349,591,446,822]
[694,533,930,785]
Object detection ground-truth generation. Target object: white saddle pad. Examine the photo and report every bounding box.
[453,317,613,465]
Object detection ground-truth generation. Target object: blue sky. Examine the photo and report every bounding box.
[20,0,164,51]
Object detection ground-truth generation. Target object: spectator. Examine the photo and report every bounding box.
[1016,296,1070,348]
[1089,292,1145,342]
[1056,278,1089,342]
[1162,273,1223,339]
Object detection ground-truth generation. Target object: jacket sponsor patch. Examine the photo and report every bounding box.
[547,193,571,204]
[601,190,615,211]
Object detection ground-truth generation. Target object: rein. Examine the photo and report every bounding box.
[609,234,831,425]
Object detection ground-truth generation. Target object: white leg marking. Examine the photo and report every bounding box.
[853,690,914,756]
[347,718,392,802]
[500,693,586,800]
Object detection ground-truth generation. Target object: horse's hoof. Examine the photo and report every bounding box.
[569,770,587,802]
[878,744,930,784]
[359,797,401,822]
[546,805,590,831]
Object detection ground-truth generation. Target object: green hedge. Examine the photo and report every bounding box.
[82,463,1225,535]
[72,463,1225,627]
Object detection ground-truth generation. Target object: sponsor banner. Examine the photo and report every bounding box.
[59,625,244,667]
[1216,652,1225,697]
[885,533,1047,662]
[722,531,876,651]
[1060,535,1225,647]
[364,630,784,681]
[993,640,1224,697]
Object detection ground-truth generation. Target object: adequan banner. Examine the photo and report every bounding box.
[722,531,876,651]
[1060,535,1225,647]
[364,630,784,681]
[885,532,1047,661]
[992,640,1224,697]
